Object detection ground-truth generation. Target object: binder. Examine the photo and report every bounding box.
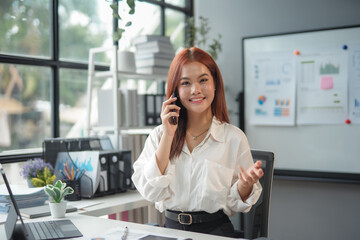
[145,94,155,125]
[144,94,166,126]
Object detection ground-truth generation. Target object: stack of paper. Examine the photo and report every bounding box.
[134,35,175,75]
[0,184,47,209]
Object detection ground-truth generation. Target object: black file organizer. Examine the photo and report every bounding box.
[43,136,113,168]
[43,138,95,198]
[94,150,128,197]
[43,137,132,199]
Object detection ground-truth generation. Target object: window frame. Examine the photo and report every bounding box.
[0,0,193,163]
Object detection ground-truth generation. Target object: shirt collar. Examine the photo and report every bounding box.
[208,116,225,143]
[181,116,225,155]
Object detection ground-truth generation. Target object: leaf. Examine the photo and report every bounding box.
[54,180,62,189]
[53,187,61,203]
[110,3,121,20]
[44,167,48,180]
[125,21,132,27]
[60,187,74,200]
[46,175,56,185]
[113,12,121,20]
[110,3,117,11]
[45,186,57,201]
[113,28,125,42]
[127,0,135,10]
[31,178,46,187]
[36,170,44,180]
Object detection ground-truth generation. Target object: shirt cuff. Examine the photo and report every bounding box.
[143,153,174,188]
[229,180,262,212]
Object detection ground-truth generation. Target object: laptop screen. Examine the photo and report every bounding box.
[0,163,30,238]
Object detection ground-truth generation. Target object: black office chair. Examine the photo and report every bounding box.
[235,150,275,239]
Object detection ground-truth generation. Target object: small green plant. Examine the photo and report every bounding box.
[45,180,74,203]
[108,0,136,42]
[186,16,222,60]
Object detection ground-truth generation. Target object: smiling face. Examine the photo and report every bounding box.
[177,61,215,117]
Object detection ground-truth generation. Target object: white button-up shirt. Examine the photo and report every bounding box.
[132,117,262,216]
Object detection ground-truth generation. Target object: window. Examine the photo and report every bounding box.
[0,0,193,161]
[0,64,51,150]
[58,0,112,62]
[0,0,51,58]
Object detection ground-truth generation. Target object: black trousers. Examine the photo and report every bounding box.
[164,211,236,238]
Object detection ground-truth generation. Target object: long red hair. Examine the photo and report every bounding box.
[166,47,229,159]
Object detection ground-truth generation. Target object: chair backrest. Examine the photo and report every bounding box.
[240,150,275,239]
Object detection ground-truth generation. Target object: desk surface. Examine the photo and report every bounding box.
[19,190,244,239]
[74,190,150,217]
[49,214,243,240]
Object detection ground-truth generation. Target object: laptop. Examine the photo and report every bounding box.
[0,163,83,240]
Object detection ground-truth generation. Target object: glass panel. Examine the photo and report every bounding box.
[0,162,28,185]
[0,64,51,152]
[59,69,93,138]
[165,0,186,8]
[165,9,185,52]
[122,1,161,51]
[0,0,50,58]
[58,0,112,63]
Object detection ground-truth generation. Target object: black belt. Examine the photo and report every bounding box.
[165,210,225,225]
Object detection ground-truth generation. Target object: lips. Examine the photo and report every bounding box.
[189,97,205,103]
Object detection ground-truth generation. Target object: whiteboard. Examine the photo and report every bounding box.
[243,26,360,179]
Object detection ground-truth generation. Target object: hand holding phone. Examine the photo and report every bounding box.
[168,93,178,125]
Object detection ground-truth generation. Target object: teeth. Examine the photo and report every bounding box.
[191,98,203,101]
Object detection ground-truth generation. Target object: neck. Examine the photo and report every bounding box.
[187,110,213,132]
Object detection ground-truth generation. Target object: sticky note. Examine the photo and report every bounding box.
[320,76,333,90]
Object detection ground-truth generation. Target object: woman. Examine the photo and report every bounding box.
[132,47,263,237]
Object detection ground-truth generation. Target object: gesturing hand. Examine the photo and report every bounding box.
[237,160,264,201]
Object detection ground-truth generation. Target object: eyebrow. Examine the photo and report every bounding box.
[180,73,209,81]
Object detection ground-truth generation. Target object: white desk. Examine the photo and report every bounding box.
[51,214,242,240]
[74,190,151,217]
[21,191,244,239]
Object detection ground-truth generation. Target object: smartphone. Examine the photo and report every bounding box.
[168,92,178,125]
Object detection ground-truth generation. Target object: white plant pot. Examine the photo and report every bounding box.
[111,50,136,73]
[49,201,67,218]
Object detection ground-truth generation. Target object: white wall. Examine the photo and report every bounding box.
[194,0,360,239]
[194,0,360,126]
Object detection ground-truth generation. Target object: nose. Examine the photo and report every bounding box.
[191,82,201,94]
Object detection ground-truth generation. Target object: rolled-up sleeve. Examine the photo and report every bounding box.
[224,129,263,216]
[227,180,262,214]
[131,127,175,202]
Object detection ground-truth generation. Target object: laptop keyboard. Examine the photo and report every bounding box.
[26,221,65,240]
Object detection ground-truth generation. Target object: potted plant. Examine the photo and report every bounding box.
[110,0,135,43]
[45,180,74,218]
[186,16,222,61]
[109,0,137,72]
[20,158,56,188]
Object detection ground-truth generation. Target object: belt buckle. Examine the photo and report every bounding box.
[178,213,192,225]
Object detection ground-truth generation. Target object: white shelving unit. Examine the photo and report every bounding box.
[85,46,167,149]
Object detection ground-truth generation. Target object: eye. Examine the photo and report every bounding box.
[180,81,190,86]
[200,78,208,83]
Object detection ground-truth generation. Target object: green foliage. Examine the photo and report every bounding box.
[186,16,222,61]
[45,180,74,203]
[109,0,136,42]
[0,0,107,107]
[31,166,57,187]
